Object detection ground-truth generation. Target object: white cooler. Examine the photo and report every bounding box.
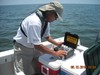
[38,54,62,75]
[60,52,86,75]
[38,44,88,75]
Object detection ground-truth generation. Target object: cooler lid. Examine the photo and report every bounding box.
[39,54,62,70]
[61,53,85,75]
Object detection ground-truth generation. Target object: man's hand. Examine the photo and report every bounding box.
[53,50,67,57]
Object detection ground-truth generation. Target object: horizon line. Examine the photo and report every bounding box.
[0,3,100,6]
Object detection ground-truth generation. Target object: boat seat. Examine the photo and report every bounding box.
[84,41,100,75]
[92,65,100,75]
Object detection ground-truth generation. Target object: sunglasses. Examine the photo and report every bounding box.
[46,10,58,19]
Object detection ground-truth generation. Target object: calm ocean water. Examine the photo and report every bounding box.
[0,4,100,52]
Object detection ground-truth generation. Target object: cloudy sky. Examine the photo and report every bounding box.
[0,0,100,5]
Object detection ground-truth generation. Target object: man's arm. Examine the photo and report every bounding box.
[34,44,66,57]
[45,36,63,46]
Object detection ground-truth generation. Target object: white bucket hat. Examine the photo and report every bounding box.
[39,1,63,21]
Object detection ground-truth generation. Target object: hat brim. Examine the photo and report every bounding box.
[56,12,63,21]
[39,5,63,21]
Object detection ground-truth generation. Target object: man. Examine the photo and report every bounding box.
[13,1,66,75]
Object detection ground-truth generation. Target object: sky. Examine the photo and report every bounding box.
[0,0,100,5]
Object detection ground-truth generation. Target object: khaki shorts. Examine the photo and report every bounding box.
[14,42,43,75]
